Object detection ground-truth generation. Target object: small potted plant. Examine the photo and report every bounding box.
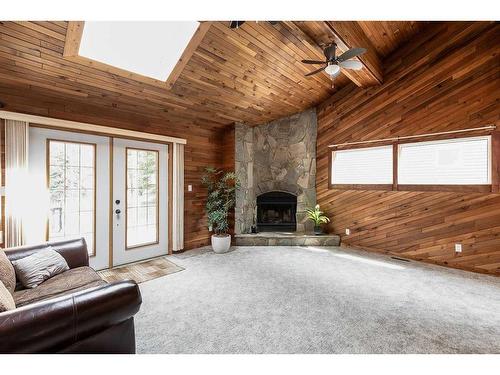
[306,204,330,235]
[201,167,239,253]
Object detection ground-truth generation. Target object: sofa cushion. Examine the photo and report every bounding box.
[0,250,16,294]
[0,280,15,312]
[12,248,70,288]
[14,266,106,307]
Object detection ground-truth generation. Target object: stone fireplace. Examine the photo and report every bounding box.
[235,108,317,234]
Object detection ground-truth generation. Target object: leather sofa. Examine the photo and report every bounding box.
[0,238,142,353]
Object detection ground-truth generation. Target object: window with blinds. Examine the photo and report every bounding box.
[331,145,393,185]
[398,136,491,185]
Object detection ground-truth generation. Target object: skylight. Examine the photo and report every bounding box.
[78,21,199,81]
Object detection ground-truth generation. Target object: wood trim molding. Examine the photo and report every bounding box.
[0,110,187,145]
[167,143,173,254]
[392,143,398,191]
[124,147,160,250]
[397,185,493,193]
[328,133,498,194]
[45,138,97,257]
[166,21,212,89]
[329,184,393,191]
[108,137,114,268]
[62,21,170,88]
[329,126,496,149]
[63,21,211,90]
[63,21,84,57]
[492,131,500,193]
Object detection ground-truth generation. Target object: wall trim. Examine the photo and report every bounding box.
[0,110,187,145]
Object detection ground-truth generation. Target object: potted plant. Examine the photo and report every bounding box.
[201,167,239,253]
[306,204,331,235]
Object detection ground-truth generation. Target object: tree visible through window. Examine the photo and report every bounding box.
[126,148,158,248]
[48,140,95,255]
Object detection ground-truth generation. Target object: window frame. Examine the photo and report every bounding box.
[125,147,160,250]
[329,132,500,193]
[46,139,97,257]
[329,144,394,190]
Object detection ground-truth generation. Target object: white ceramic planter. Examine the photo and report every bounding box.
[211,234,231,254]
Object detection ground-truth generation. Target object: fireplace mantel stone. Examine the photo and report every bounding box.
[235,108,317,234]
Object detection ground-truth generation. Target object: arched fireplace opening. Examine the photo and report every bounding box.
[256,191,297,232]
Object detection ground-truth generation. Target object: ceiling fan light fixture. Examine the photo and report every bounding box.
[324,64,340,76]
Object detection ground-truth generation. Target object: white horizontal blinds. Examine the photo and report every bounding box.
[398,136,491,185]
[331,145,393,184]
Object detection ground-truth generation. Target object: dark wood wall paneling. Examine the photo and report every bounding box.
[220,125,236,235]
[316,22,500,275]
[0,93,223,250]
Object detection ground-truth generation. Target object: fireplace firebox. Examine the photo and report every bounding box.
[256,191,297,232]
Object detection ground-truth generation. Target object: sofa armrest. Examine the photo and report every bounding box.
[0,281,142,353]
[5,238,89,269]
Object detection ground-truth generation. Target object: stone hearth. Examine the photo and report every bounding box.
[235,108,317,234]
[234,232,340,246]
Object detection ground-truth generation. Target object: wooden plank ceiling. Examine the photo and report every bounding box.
[0,21,425,130]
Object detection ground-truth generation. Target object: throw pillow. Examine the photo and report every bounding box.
[0,249,16,294]
[0,280,15,312]
[12,248,69,289]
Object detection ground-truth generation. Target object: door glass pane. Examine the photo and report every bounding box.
[126,148,159,248]
[48,140,95,255]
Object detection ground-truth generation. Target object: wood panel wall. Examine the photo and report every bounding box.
[0,89,223,250]
[316,22,500,275]
[220,125,236,235]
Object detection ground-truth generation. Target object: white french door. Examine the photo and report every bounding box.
[112,138,168,267]
[29,127,111,270]
[29,129,169,270]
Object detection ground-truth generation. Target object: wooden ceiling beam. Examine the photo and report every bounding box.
[63,21,84,57]
[324,21,384,86]
[166,21,212,89]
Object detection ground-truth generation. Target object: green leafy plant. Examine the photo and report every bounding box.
[306,204,330,227]
[201,167,239,236]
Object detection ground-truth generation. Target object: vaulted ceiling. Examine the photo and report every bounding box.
[0,21,426,129]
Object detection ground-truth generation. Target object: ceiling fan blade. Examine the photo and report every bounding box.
[337,47,367,62]
[301,59,326,64]
[305,66,326,77]
[323,45,335,61]
[339,60,363,70]
[229,21,245,29]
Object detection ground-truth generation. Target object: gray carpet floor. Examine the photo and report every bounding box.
[135,246,500,354]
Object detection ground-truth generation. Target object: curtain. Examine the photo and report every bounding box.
[4,119,30,248]
[172,143,184,251]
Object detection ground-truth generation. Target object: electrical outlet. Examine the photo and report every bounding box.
[455,243,462,253]
[345,228,351,235]
[187,184,193,192]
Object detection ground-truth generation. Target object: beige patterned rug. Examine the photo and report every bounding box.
[98,256,184,284]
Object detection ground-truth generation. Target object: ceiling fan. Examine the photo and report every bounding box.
[302,43,366,79]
